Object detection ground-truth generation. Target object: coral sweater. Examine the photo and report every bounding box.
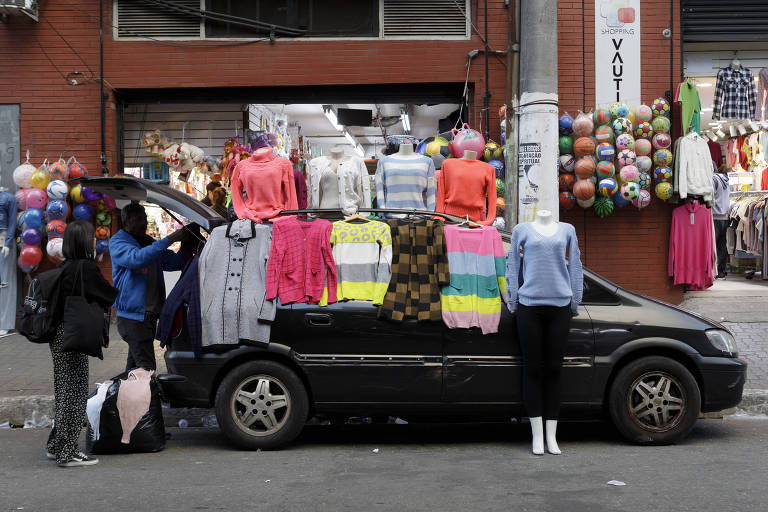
[436,158,497,225]
[231,149,298,222]
[668,201,714,291]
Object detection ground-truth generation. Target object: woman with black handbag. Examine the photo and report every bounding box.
[45,221,118,468]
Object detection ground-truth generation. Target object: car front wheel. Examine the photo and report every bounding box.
[609,356,701,445]
[215,360,309,450]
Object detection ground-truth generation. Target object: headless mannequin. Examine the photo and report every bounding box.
[461,149,478,160]
[389,143,415,159]
[731,56,741,70]
[0,186,8,259]
[319,147,345,208]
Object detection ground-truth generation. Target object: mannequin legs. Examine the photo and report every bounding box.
[546,420,561,454]
[530,417,544,455]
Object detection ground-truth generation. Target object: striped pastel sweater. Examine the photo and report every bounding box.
[440,225,508,334]
[329,219,392,304]
[374,154,436,215]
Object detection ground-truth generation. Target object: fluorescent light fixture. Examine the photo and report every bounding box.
[716,129,726,138]
[701,107,713,112]
[354,145,364,158]
[695,83,712,88]
[344,130,357,147]
[707,122,720,126]
[322,105,343,131]
[737,124,748,136]
[400,109,411,133]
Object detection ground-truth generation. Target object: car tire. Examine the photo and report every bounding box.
[609,356,701,445]
[215,360,309,450]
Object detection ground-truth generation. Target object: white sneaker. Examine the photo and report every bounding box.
[57,452,99,467]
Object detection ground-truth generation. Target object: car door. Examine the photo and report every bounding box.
[289,300,443,403]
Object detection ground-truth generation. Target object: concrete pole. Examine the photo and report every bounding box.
[517,0,559,223]
[503,0,520,229]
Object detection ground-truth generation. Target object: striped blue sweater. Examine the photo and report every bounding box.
[375,155,436,214]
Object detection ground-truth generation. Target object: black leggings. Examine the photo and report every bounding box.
[516,303,572,420]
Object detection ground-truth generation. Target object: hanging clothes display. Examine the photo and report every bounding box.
[668,201,715,290]
[0,189,17,332]
[374,154,436,215]
[379,218,449,322]
[231,149,298,222]
[266,217,337,305]
[436,158,498,225]
[156,258,202,356]
[440,225,507,335]
[707,139,723,168]
[712,174,730,278]
[329,218,392,304]
[712,64,758,121]
[675,79,702,135]
[673,132,715,204]
[756,68,768,122]
[293,168,308,210]
[199,220,276,346]
[308,156,371,215]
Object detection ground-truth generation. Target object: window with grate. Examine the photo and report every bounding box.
[682,0,768,42]
[116,0,202,39]
[382,0,468,38]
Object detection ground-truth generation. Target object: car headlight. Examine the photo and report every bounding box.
[705,329,738,357]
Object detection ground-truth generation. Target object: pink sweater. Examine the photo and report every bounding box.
[436,159,497,225]
[231,150,298,222]
[668,201,714,291]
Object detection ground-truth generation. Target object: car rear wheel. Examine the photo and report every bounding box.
[215,360,309,450]
[609,356,701,445]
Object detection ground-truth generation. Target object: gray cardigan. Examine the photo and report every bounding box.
[198,220,276,346]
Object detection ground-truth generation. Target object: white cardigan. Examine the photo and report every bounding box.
[308,156,371,215]
[677,133,714,204]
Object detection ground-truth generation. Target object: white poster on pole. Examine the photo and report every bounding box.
[595,0,641,109]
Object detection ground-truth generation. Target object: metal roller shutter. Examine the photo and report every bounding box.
[382,0,469,38]
[682,0,768,42]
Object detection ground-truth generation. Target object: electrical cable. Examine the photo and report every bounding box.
[452,0,507,69]
[41,15,96,80]
[33,37,70,83]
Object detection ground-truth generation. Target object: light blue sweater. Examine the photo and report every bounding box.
[505,222,583,313]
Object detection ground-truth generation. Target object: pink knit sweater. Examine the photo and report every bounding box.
[436,159,497,225]
[231,149,298,222]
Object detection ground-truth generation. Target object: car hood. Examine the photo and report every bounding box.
[79,176,225,232]
[633,292,728,332]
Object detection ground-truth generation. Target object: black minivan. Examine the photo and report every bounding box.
[84,177,747,450]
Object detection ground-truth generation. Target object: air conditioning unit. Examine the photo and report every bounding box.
[0,0,39,22]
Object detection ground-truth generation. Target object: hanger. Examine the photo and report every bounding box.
[343,211,370,223]
[458,214,482,229]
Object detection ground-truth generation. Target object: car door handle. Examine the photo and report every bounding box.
[305,313,333,326]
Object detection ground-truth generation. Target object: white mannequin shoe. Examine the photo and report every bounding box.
[529,417,544,455]
[546,420,561,455]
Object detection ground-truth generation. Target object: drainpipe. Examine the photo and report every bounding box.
[100,0,107,176]
[482,0,490,140]
[517,0,559,222]
[503,0,520,228]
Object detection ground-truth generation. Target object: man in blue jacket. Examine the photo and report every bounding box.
[110,203,187,371]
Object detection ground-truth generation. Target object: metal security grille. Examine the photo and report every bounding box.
[681,0,768,41]
[116,0,201,38]
[382,0,469,38]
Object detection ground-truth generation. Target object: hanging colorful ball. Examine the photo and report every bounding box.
[483,141,504,162]
[559,174,575,192]
[46,220,67,238]
[651,116,671,134]
[636,155,653,173]
[46,180,68,200]
[574,137,596,158]
[573,179,596,201]
[613,190,631,207]
[593,109,611,126]
[633,189,652,209]
[101,195,116,211]
[598,177,619,197]
[82,187,101,203]
[21,227,43,246]
[495,178,505,197]
[496,197,505,216]
[574,157,597,179]
[610,102,630,120]
[619,165,640,183]
[638,172,652,190]
[654,166,673,182]
[651,97,671,117]
[450,125,485,158]
[559,154,576,173]
[46,237,64,263]
[652,132,672,149]
[19,245,43,268]
[577,195,596,209]
[617,149,637,168]
[559,191,576,211]
[594,196,615,217]
[48,161,69,181]
[626,109,637,126]
[73,203,94,221]
[559,136,574,155]
[95,225,111,240]
[612,117,633,136]
[596,160,616,179]
[636,105,653,123]
[595,143,616,161]
[615,133,635,152]
[488,160,505,179]
[29,169,50,190]
[572,115,595,138]
[559,114,575,135]
[21,208,44,229]
[653,149,673,167]
[26,188,47,210]
[15,189,29,211]
[70,184,85,203]
[620,182,640,200]
[655,181,673,200]
[96,210,111,226]
[595,125,615,145]
[46,199,69,221]
[13,162,36,189]
[68,161,86,180]
[634,122,654,140]
[96,239,110,254]
[634,138,653,156]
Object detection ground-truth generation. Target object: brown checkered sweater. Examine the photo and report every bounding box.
[378,219,450,322]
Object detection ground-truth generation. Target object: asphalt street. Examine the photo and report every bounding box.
[1,418,767,512]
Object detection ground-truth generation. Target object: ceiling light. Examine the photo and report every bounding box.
[695,83,712,88]
[707,122,720,126]
[400,109,411,133]
[344,130,357,147]
[701,107,713,112]
[354,145,364,158]
[322,105,343,131]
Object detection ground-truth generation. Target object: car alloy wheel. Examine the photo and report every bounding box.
[231,375,291,436]
[627,371,685,432]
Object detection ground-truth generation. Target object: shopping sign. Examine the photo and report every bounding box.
[595,0,641,109]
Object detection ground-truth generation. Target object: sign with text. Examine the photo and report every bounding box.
[595,0,641,108]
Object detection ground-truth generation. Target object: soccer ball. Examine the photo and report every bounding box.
[634,138,653,156]
[615,133,635,152]
[559,114,575,135]
[46,220,67,238]
[636,105,653,123]
[46,237,64,262]
[636,156,653,173]
[617,149,637,168]
[559,174,575,192]
[95,225,111,240]
[420,136,453,159]
[577,195,596,209]
[595,125,615,144]
[599,178,619,197]
[48,161,69,181]
[638,172,651,190]
[655,181,673,200]
[70,184,86,203]
[495,178,505,197]
[483,141,504,162]
[73,203,93,221]
[46,180,68,200]
[559,154,576,173]
[619,165,640,183]
[633,189,652,209]
[593,109,611,126]
[596,143,615,161]
[653,149,673,167]
[46,199,69,221]
[651,116,671,134]
[488,160,505,179]
[654,166,673,182]
[652,133,672,149]
[634,122,654,140]
[610,102,630,120]
[621,182,640,200]
[652,97,670,117]
[596,161,615,179]
[559,191,576,211]
[612,117,633,136]
[559,136,574,155]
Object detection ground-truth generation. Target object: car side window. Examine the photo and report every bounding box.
[581,277,619,305]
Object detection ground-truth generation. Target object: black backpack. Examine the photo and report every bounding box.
[15,267,64,343]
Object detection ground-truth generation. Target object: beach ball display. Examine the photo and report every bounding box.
[559,154,576,173]
[574,137,596,158]
[573,179,595,201]
[594,196,614,217]
[634,122,654,140]
[15,189,29,211]
[450,124,485,158]
[652,132,672,149]
[635,138,653,156]
[615,133,635,152]
[488,160,504,179]
[96,210,111,226]
[636,155,653,173]
[633,189,652,209]
[559,174,575,192]
[30,168,50,190]
[21,208,44,229]
[73,203,93,221]
[13,162,36,188]
[636,105,653,123]
[46,220,67,238]
[46,180,68,200]
[638,172,651,190]
[26,188,47,210]
[619,165,640,183]
[653,149,673,167]
[596,143,615,161]
[559,136,574,155]
[483,141,503,162]
[651,116,671,134]
[70,184,85,203]
[48,160,69,181]
[21,227,42,246]
[595,125,615,144]
[654,166,673,182]
[46,237,64,263]
[655,181,673,200]
[46,199,68,221]
[560,191,577,211]
[574,157,596,179]
[617,149,637,168]
[572,115,594,138]
[621,182,640,200]
[495,178,505,197]
[610,102,630,120]
[18,245,43,269]
[598,178,619,197]
[612,117,633,136]
[593,109,611,126]
[596,160,615,179]
[95,225,111,240]
[67,161,86,180]
[577,195,596,209]
[652,97,670,117]
[559,114,574,135]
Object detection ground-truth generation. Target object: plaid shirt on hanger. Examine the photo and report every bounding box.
[379,218,450,322]
[712,65,758,121]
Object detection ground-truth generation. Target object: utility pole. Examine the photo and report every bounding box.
[503,0,520,228]
[517,0,559,222]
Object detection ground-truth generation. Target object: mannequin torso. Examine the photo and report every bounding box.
[389,143,415,160]
[531,209,558,237]
[461,150,478,160]
[319,147,345,208]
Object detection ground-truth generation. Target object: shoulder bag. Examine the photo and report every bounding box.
[61,261,109,359]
